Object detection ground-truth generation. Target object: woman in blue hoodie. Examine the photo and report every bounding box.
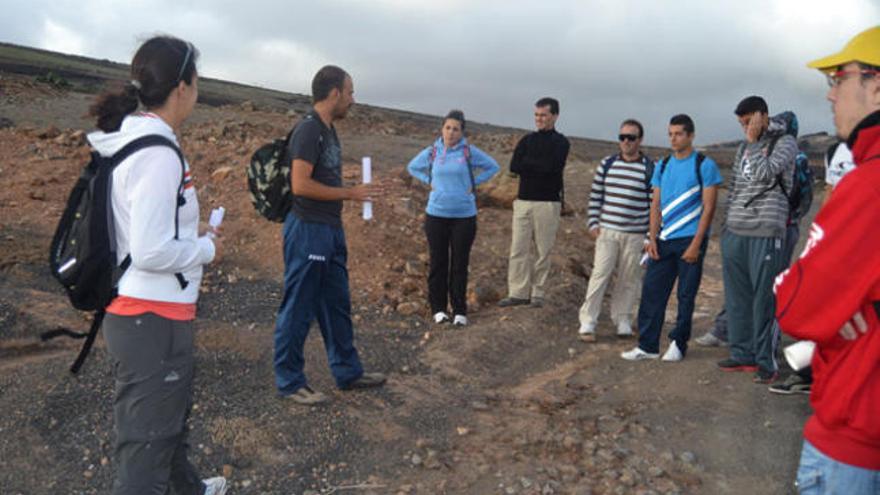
[407,110,500,326]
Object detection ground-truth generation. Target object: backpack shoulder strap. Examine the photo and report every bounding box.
[659,155,672,177]
[111,134,189,289]
[694,152,705,189]
[600,154,618,177]
[464,145,476,191]
[642,155,655,190]
[428,144,438,184]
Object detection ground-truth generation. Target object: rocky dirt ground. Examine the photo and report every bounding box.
[0,62,826,495]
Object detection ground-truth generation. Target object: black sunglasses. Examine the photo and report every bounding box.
[618,133,639,142]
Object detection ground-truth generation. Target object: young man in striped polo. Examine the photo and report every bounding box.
[621,114,722,362]
[577,119,654,342]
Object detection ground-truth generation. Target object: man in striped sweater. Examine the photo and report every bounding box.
[717,96,797,384]
[577,119,653,342]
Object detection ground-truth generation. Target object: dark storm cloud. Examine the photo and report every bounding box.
[1,0,877,144]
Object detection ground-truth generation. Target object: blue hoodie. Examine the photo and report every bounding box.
[407,137,500,218]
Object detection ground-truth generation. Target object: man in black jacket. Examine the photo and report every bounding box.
[499,97,570,308]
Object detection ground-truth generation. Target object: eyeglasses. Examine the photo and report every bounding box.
[618,134,639,142]
[176,42,193,83]
[825,68,880,87]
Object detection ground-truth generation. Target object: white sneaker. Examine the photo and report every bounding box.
[661,341,683,362]
[453,314,468,326]
[433,312,450,324]
[616,321,634,337]
[578,322,596,335]
[620,347,659,361]
[578,323,596,342]
[203,477,228,495]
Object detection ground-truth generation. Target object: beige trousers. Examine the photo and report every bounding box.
[507,199,561,299]
[578,228,645,327]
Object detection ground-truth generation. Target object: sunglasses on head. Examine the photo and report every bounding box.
[618,134,639,142]
[176,42,193,83]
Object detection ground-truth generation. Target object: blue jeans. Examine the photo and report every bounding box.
[273,214,364,395]
[637,236,707,355]
[796,440,880,494]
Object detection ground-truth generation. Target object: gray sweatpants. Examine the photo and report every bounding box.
[721,231,787,373]
[103,313,205,495]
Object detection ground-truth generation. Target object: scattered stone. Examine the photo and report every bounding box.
[211,166,235,180]
[679,451,697,465]
[410,453,422,466]
[648,466,665,478]
[222,464,234,478]
[396,301,421,316]
[470,400,490,411]
[0,117,14,129]
[100,456,109,466]
[37,125,61,139]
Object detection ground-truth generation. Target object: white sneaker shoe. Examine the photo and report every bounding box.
[203,477,228,495]
[578,323,596,342]
[661,341,683,362]
[620,347,659,361]
[453,314,468,326]
[616,321,634,337]
[433,312,450,324]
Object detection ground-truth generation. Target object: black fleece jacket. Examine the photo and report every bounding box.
[509,128,570,201]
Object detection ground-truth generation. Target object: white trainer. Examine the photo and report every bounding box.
[578,322,597,342]
[203,477,228,495]
[453,314,468,326]
[620,347,659,361]
[661,341,684,362]
[578,322,596,335]
[433,312,450,324]
[616,321,634,337]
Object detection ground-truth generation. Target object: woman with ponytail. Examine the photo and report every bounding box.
[87,36,227,495]
[407,110,499,326]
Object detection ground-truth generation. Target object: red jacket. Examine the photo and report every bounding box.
[775,111,880,470]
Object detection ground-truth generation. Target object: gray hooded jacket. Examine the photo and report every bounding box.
[724,116,797,238]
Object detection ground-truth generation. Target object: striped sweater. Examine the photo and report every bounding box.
[587,153,653,233]
[725,120,797,238]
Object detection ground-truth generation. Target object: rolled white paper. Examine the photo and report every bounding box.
[208,206,225,238]
[784,340,816,371]
[362,157,373,220]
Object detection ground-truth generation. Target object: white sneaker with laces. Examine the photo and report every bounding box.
[661,341,683,362]
[203,477,228,495]
[616,321,634,337]
[433,312,450,324]
[453,314,468,326]
[620,347,659,361]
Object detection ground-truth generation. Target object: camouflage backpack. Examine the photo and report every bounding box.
[247,128,295,222]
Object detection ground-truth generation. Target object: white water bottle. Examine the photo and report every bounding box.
[362,157,373,220]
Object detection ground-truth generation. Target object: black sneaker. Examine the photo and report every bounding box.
[753,369,779,384]
[497,297,530,308]
[717,358,758,372]
[768,374,812,395]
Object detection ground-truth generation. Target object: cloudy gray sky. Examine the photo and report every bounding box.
[1,0,877,145]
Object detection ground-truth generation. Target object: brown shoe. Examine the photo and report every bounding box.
[343,372,387,390]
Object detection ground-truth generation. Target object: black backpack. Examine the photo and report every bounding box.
[45,134,185,374]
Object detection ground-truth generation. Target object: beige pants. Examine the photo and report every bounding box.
[578,228,645,327]
[507,199,561,299]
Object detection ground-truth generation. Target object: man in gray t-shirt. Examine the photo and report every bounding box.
[287,110,343,226]
[273,65,387,405]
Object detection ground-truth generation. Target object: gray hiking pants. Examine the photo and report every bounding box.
[103,313,205,495]
[721,231,787,373]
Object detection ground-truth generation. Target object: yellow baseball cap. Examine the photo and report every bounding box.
[808,26,880,72]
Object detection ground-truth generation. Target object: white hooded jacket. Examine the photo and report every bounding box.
[87,113,214,304]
